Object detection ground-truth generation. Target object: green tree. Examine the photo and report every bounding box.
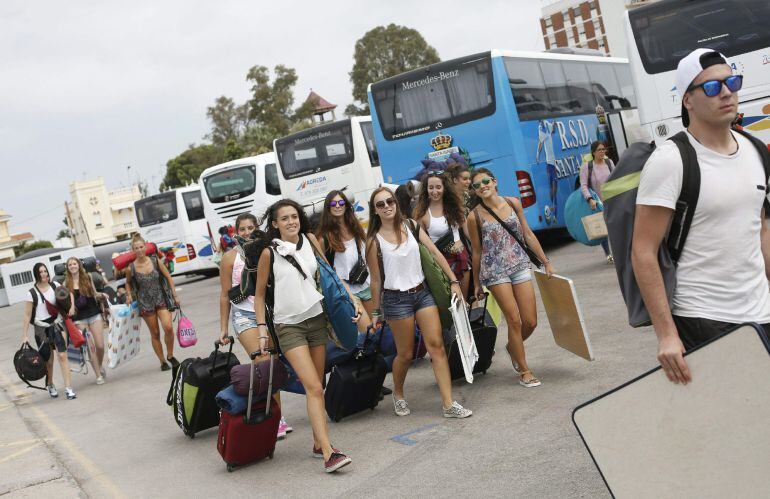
[348,24,440,114]
[14,240,53,257]
[206,96,248,146]
[161,143,225,190]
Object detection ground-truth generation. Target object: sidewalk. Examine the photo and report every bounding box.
[0,374,83,498]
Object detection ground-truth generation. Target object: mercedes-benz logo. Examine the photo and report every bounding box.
[436,122,443,129]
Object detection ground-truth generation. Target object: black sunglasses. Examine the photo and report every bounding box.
[471,177,494,190]
[374,197,397,210]
[328,199,346,208]
[688,75,743,97]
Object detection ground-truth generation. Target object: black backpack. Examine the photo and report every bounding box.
[603,129,770,327]
[14,342,47,390]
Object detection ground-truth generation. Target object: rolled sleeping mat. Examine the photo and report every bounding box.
[111,242,158,271]
[55,285,71,311]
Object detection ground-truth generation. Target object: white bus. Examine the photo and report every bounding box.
[273,116,383,226]
[199,152,282,251]
[625,0,770,145]
[134,184,217,276]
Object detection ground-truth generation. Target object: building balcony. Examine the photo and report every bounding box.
[112,221,137,236]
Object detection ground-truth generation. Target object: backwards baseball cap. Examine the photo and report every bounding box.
[676,48,731,127]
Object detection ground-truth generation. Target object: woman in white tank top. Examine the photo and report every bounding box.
[316,190,374,326]
[217,213,292,438]
[413,171,471,299]
[253,199,359,473]
[365,187,473,420]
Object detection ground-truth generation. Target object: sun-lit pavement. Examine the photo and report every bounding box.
[0,236,659,498]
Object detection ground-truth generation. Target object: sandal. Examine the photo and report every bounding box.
[518,370,541,388]
[505,344,521,374]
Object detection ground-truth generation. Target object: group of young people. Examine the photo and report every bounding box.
[20,234,182,400]
[215,159,555,473]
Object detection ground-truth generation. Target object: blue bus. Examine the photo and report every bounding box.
[367,49,638,230]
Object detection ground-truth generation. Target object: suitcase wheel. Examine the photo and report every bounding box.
[227,463,235,472]
[188,433,195,439]
[268,450,274,459]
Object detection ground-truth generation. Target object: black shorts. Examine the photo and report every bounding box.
[672,316,770,351]
[34,323,68,361]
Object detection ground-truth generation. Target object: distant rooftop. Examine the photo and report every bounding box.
[305,90,336,113]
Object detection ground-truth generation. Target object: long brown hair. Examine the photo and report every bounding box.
[367,186,406,246]
[317,190,365,253]
[412,172,465,228]
[64,257,95,297]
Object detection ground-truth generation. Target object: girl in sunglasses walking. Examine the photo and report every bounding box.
[366,187,472,419]
[467,168,554,388]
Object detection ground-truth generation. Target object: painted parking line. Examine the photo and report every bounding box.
[0,437,56,449]
[0,371,126,498]
[0,442,42,465]
[390,423,440,446]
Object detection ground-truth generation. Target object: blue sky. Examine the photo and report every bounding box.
[1,0,543,241]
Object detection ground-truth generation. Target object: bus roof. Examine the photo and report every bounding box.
[367,50,629,92]
[199,151,275,179]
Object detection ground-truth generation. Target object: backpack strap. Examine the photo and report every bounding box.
[732,127,770,212]
[667,132,701,264]
[587,160,594,193]
[374,236,386,289]
[29,288,38,325]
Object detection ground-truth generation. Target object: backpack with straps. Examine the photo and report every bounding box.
[602,129,770,328]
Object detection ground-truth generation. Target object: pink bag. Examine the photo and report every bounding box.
[176,309,198,348]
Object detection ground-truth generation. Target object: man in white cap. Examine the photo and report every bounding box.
[632,48,770,384]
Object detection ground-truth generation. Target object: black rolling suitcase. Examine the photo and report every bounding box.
[325,327,387,422]
[167,337,239,438]
[449,294,497,380]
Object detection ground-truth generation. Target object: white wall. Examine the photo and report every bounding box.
[0,246,95,307]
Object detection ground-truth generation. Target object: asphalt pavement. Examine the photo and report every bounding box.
[0,237,660,498]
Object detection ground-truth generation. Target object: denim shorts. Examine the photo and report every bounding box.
[354,287,372,302]
[381,285,436,321]
[76,313,102,327]
[231,307,259,337]
[483,268,532,288]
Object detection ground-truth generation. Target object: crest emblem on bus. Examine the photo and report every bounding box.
[431,132,453,151]
[656,124,668,137]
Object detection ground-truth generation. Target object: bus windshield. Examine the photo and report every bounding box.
[275,121,354,179]
[371,53,495,141]
[202,164,256,203]
[629,0,770,75]
[136,192,178,227]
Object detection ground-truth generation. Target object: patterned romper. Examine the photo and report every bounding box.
[478,211,531,288]
[133,266,167,316]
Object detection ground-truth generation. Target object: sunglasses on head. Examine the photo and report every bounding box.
[427,170,445,177]
[328,199,346,208]
[375,197,397,210]
[471,177,493,190]
[688,75,743,97]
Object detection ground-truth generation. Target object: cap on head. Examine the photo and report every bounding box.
[676,48,731,127]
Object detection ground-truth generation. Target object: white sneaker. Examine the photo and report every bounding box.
[47,385,58,398]
[95,376,105,385]
[392,395,410,416]
[65,387,77,400]
[443,401,473,419]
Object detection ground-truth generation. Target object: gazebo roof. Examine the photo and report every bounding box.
[306,90,337,113]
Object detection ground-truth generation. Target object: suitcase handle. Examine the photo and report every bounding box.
[245,349,277,424]
[468,292,489,316]
[210,336,235,372]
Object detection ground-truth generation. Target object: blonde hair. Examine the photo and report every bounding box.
[64,257,95,297]
[131,233,145,250]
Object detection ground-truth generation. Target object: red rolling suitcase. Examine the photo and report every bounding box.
[217,350,281,472]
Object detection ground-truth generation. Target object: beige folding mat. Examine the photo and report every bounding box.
[534,270,594,361]
[573,324,770,498]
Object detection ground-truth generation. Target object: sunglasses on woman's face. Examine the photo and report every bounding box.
[471,177,493,190]
[329,199,346,208]
[374,197,396,210]
[688,75,743,97]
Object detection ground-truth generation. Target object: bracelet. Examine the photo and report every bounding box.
[256,323,267,327]
[258,336,269,339]
[450,279,460,285]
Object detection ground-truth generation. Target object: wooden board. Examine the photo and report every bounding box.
[573,324,770,498]
[534,270,594,361]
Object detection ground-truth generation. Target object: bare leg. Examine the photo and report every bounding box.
[489,283,536,383]
[157,308,175,360]
[414,306,453,408]
[284,345,333,460]
[56,350,72,388]
[511,281,537,342]
[143,313,165,365]
[388,316,416,400]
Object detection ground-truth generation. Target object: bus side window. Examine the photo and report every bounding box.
[182,191,205,221]
[265,163,281,196]
[504,58,549,122]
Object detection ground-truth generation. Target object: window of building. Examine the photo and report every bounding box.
[0,278,5,289]
[589,1,597,8]
[594,19,602,33]
[545,17,552,28]
[10,271,33,287]
[93,211,102,228]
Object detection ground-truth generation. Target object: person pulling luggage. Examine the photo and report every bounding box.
[366,187,473,419]
[253,199,360,473]
[218,212,293,439]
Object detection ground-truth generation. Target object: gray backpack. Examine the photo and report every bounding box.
[602,129,770,327]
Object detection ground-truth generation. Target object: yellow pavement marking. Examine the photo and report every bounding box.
[0,437,56,448]
[0,443,41,465]
[0,372,126,498]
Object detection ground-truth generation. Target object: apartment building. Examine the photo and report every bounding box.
[65,178,141,246]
